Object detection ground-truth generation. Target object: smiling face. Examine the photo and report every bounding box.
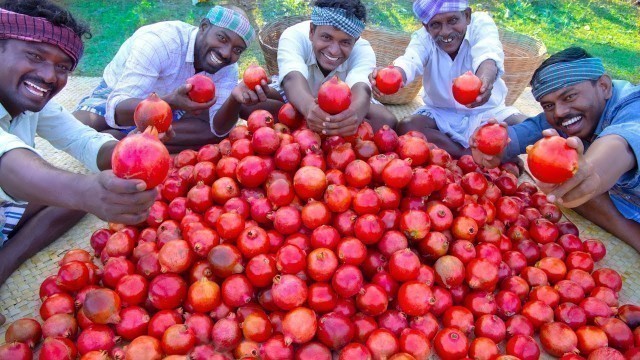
[424,9,471,59]
[539,76,613,140]
[194,21,247,74]
[0,39,72,117]
[309,24,357,75]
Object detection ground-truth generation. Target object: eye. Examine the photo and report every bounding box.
[429,22,441,30]
[542,103,554,111]
[321,34,331,40]
[565,93,576,101]
[27,52,44,62]
[56,63,71,73]
[217,34,227,43]
[233,47,244,55]
[449,17,459,25]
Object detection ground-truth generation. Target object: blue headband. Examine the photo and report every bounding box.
[531,58,605,101]
[311,6,365,38]
[205,6,255,46]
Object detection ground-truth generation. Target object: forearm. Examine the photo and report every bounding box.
[113,98,142,127]
[97,140,118,171]
[351,83,372,121]
[0,149,89,210]
[585,135,636,195]
[282,72,316,115]
[212,96,242,137]
[475,59,498,84]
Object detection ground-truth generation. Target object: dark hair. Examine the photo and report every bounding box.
[313,0,367,22]
[1,0,91,39]
[530,47,593,86]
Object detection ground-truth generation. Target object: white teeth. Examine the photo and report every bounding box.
[322,52,339,61]
[209,52,222,65]
[442,38,453,43]
[562,116,581,127]
[24,81,47,97]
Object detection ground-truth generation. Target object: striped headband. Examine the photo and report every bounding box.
[311,6,366,38]
[205,6,255,46]
[531,58,605,101]
[413,0,469,24]
[0,8,84,70]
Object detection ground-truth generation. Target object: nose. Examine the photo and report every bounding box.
[326,41,340,56]
[37,62,57,84]
[554,102,571,119]
[219,44,232,62]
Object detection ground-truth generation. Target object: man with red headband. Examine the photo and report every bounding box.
[0,0,157,295]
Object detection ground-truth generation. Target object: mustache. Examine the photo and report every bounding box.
[435,32,463,42]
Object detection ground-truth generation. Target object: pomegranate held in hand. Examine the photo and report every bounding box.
[243,64,268,91]
[112,127,171,188]
[133,92,172,133]
[475,122,509,155]
[376,66,403,95]
[186,74,215,103]
[318,76,351,115]
[452,71,482,105]
[526,136,579,184]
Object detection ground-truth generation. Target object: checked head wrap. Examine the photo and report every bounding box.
[205,5,256,46]
[311,6,365,38]
[531,57,606,101]
[413,0,469,24]
[0,8,84,70]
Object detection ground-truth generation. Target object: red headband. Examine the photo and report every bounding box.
[0,8,83,70]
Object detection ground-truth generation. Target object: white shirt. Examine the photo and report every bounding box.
[393,12,508,114]
[0,101,115,204]
[277,20,375,95]
[102,21,239,134]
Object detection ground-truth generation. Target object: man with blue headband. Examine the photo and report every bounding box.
[369,0,525,158]
[245,0,396,136]
[74,5,267,152]
[470,47,640,250]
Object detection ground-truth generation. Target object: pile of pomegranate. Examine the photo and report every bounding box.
[2,105,640,360]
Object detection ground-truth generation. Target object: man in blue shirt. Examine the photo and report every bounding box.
[471,47,640,250]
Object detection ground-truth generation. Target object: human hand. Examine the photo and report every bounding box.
[84,171,158,224]
[128,125,175,143]
[322,108,361,136]
[369,66,405,99]
[304,100,331,134]
[535,129,595,208]
[164,83,217,113]
[466,75,493,108]
[231,78,269,106]
[469,118,506,169]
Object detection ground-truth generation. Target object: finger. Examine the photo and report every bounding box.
[101,172,148,192]
[180,83,192,94]
[541,128,560,137]
[560,180,599,208]
[247,90,260,104]
[108,188,158,207]
[323,118,357,130]
[565,136,584,152]
[109,211,151,226]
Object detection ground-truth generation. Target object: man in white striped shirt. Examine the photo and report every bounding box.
[74,6,269,153]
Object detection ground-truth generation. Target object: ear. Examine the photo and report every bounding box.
[463,8,472,23]
[200,19,211,32]
[597,74,613,100]
[309,23,315,41]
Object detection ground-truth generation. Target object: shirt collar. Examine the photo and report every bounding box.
[186,27,199,64]
[0,102,12,122]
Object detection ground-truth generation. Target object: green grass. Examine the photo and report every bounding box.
[60,0,639,83]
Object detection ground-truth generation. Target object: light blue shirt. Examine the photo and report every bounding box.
[0,101,115,204]
[506,80,640,220]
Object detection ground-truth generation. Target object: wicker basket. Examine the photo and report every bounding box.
[499,28,547,106]
[258,16,423,105]
[259,17,547,106]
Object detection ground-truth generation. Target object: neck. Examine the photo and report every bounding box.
[0,99,21,118]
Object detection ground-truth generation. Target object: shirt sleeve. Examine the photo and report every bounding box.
[278,24,311,86]
[599,103,640,192]
[392,28,431,85]
[209,64,239,136]
[36,101,117,173]
[504,113,549,159]
[0,131,37,204]
[468,13,505,76]
[344,39,376,89]
[105,32,172,129]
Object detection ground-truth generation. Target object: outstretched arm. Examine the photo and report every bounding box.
[539,130,636,208]
[0,148,156,225]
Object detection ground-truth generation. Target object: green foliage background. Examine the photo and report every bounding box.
[60,0,639,83]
